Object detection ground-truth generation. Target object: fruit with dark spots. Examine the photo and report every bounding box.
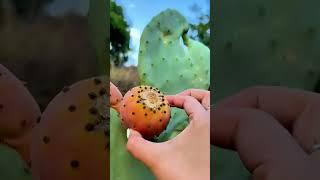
[110,81,123,111]
[31,76,108,180]
[0,64,41,163]
[119,85,171,139]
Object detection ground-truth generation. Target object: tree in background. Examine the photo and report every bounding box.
[189,3,210,47]
[110,0,130,67]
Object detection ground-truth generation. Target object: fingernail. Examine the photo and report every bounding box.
[126,128,131,139]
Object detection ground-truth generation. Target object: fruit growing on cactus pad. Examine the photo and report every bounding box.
[110,81,123,111]
[119,85,171,139]
[31,76,108,180]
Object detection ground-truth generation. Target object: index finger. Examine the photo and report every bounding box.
[166,95,206,117]
[177,89,211,109]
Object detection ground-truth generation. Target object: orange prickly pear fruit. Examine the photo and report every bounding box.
[119,85,171,139]
[0,64,41,163]
[31,76,108,180]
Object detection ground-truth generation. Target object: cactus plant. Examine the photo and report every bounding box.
[0,144,33,180]
[31,76,108,180]
[119,85,171,139]
[138,9,210,95]
[110,107,155,180]
[110,8,210,180]
[0,64,41,163]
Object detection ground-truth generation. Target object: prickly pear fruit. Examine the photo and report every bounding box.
[0,144,32,180]
[31,76,108,180]
[138,9,210,95]
[119,85,171,139]
[110,81,123,111]
[0,64,41,163]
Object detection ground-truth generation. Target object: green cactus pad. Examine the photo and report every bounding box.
[110,108,155,180]
[156,107,188,142]
[0,144,32,180]
[138,9,210,95]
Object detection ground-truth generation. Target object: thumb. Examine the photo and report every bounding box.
[126,129,161,167]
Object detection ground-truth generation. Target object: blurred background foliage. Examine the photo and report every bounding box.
[110,0,130,67]
[0,0,100,111]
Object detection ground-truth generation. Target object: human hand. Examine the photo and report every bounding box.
[212,86,320,180]
[126,89,210,180]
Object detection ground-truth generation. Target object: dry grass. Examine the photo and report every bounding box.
[110,64,139,94]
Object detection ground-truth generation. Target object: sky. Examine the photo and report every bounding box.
[114,0,210,66]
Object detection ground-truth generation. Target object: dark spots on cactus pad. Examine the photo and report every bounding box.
[269,39,278,49]
[225,41,233,50]
[93,78,102,85]
[88,92,97,100]
[257,5,266,17]
[68,105,76,112]
[43,136,50,144]
[306,27,316,40]
[162,57,165,61]
[163,29,171,36]
[146,40,149,44]
[62,86,70,93]
[70,160,80,169]
[85,123,95,132]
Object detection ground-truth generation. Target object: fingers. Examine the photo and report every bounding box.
[126,129,162,168]
[166,95,206,118]
[217,86,319,129]
[178,89,210,108]
[212,107,308,172]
